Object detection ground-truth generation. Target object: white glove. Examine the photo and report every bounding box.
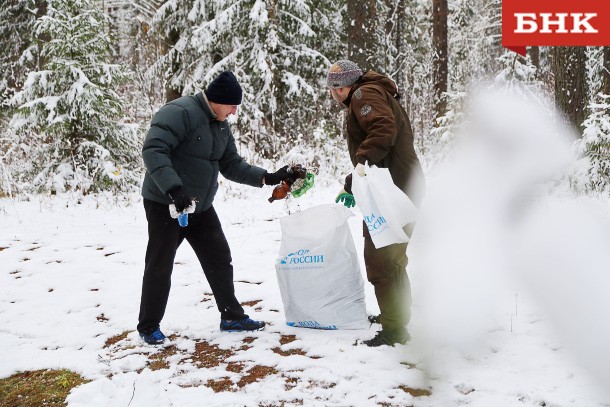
[169,201,196,218]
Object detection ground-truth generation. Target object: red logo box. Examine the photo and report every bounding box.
[502,0,610,55]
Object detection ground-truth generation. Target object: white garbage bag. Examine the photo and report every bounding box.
[275,204,368,330]
[351,163,418,248]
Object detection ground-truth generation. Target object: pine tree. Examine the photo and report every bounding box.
[577,95,610,194]
[149,0,344,159]
[5,0,139,195]
[0,1,37,99]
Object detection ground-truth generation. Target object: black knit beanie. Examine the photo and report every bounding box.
[204,71,243,105]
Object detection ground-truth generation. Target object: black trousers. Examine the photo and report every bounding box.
[137,199,247,334]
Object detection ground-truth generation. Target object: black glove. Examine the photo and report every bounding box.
[344,174,353,194]
[167,186,194,212]
[264,165,291,185]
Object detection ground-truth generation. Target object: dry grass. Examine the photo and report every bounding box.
[259,400,303,406]
[307,381,336,389]
[205,365,278,392]
[237,365,278,388]
[398,385,432,397]
[279,335,297,345]
[96,314,108,322]
[94,332,331,400]
[0,369,89,407]
[206,377,234,392]
[189,340,235,369]
[240,300,262,307]
[103,331,129,348]
[283,375,299,390]
[272,347,307,357]
[147,345,179,371]
[226,362,245,373]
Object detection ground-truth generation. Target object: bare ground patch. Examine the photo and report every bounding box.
[103,331,129,348]
[240,300,262,307]
[188,340,236,369]
[272,347,307,357]
[399,385,432,397]
[237,365,278,388]
[97,332,333,398]
[147,344,179,371]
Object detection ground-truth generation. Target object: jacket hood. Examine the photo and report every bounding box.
[356,71,398,95]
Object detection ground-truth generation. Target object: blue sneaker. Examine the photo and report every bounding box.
[139,328,167,345]
[220,318,266,332]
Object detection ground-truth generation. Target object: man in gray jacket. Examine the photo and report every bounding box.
[138,71,291,345]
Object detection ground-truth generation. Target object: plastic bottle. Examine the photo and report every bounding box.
[177,212,189,227]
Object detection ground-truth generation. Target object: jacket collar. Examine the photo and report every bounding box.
[344,74,367,107]
[196,92,219,121]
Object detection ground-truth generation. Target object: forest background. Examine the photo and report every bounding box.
[0,0,609,198]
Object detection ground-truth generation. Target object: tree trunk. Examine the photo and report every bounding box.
[395,0,407,101]
[551,47,587,131]
[432,0,448,122]
[347,0,377,70]
[35,0,49,69]
[528,46,540,69]
[602,46,610,96]
[164,28,182,102]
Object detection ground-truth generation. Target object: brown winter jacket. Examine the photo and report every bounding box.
[344,71,425,205]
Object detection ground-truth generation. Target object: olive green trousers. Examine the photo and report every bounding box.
[363,225,412,334]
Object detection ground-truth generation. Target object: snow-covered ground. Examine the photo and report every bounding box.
[1,181,609,407]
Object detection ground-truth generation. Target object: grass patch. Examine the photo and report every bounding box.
[103,331,129,348]
[237,365,277,388]
[0,369,89,406]
[283,375,299,390]
[279,335,297,345]
[259,400,303,406]
[272,347,307,357]
[240,300,262,307]
[147,345,179,371]
[206,377,234,392]
[188,340,235,369]
[226,362,245,373]
[399,385,432,397]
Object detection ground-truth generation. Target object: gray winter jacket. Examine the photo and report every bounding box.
[141,92,266,213]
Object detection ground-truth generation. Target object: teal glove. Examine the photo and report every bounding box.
[335,191,356,208]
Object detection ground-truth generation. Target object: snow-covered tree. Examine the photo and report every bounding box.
[575,96,610,194]
[0,1,40,107]
[4,0,140,195]
[149,0,344,159]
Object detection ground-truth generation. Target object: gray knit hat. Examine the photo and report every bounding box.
[326,60,363,88]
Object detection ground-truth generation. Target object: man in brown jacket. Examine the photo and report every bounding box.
[328,60,425,347]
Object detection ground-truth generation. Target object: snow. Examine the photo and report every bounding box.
[1,178,609,406]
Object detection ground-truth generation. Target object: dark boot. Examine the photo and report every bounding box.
[362,328,410,347]
[368,314,381,324]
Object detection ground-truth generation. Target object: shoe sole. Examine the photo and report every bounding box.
[139,336,166,345]
[220,326,265,332]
